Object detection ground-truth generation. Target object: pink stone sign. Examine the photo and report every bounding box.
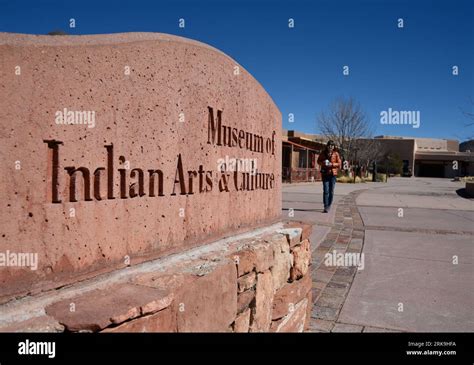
[0,33,281,301]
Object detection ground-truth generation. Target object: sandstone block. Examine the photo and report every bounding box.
[249,270,273,332]
[232,250,257,277]
[272,273,312,320]
[174,262,237,332]
[233,308,251,333]
[253,242,275,273]
[278,227,302,248]
[102,307,176,332]
[238,272,257,293]
[283,222,312,242]
[290,239,311,281]
[270,235,291,292]
[237,289,255,314]
[45,283,173,332]
[0,32,282,301]
[0,315,64,333]
[270,298,308,333]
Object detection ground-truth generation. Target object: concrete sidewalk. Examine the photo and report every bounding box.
[283,177,474,332]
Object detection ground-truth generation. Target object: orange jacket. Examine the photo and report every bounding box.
[317,150,341,176]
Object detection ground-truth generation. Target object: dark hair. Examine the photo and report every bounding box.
[325,140,336,154]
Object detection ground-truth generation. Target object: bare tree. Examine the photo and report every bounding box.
[460,97,474,140]
[355,138,384,173]
[317,97,375,163]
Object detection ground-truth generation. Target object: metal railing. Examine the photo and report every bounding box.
[282,167,321,183]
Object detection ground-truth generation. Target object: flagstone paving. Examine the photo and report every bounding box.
[283,177,474,332]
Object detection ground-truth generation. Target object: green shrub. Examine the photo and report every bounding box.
[375,173,387,182]
[337,175,364,183]
[337,170,346,178]
[336,176,352,183]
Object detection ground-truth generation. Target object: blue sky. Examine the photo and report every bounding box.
[1,0,473,141]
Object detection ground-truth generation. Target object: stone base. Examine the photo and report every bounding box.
[0,222,312,333]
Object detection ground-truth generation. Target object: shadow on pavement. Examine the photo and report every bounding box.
[282,208,325,213]
[456,188,473,199]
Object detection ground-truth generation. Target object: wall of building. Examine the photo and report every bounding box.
[285,132,473,179]
[374,138,416,176]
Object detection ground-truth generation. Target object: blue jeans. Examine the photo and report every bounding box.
[322,175,336,209]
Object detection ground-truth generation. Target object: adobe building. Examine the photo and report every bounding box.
[283,130,474,180]
[282,130,326,182]
[370,136,474,178]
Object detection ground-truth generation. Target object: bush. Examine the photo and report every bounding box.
[377,153,403,175]
[337,176,364,183]
[336,176,352,183]
[375,173,387,182]
[337,170,346,178]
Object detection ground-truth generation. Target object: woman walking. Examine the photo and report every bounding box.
[317,140,341,213]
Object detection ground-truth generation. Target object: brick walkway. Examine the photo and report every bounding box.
[307,189,391,332]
